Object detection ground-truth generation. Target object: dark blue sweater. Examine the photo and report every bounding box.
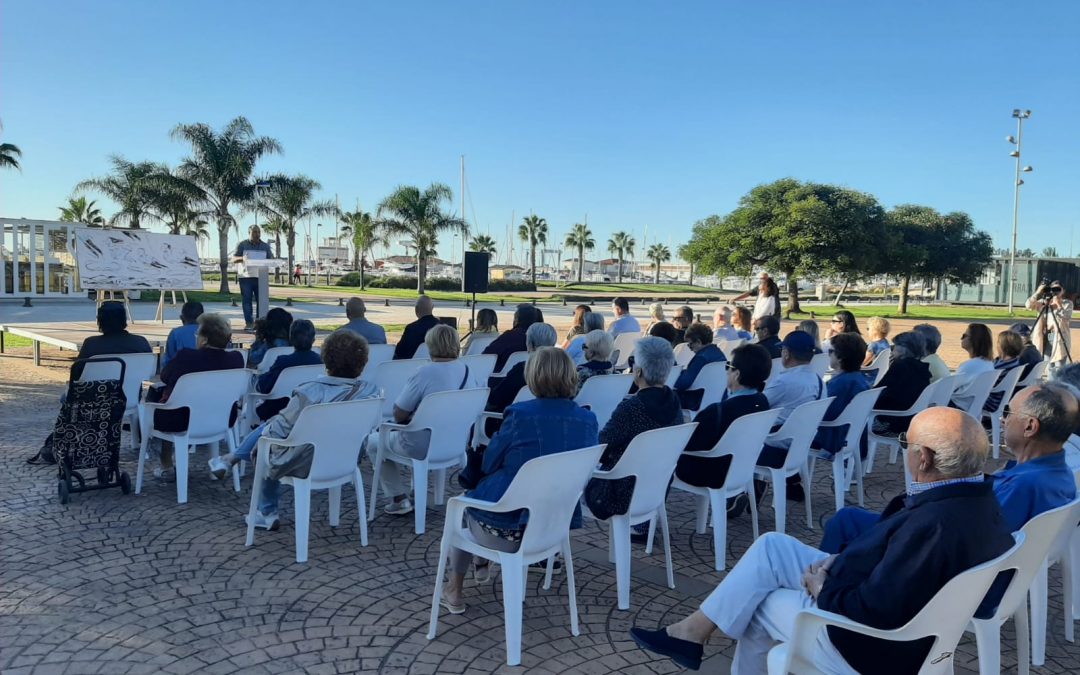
[817,480,1013,675]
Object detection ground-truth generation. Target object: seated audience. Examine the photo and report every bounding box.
[437,347,599,614]
[647,321,679,346]
[1010,322,1043,379]
[162,301,204,368]
[369,324,480,514]
[813,332,870,457]
[576,329,615,392]
[796,319,823,354]
[673,322,726,408]
[462,308,499,354]
[913,323,950,383]
[731,306,754,341]
[984,330,1025,411]
[212,330,381,530]
[871,331,932,434]
[256,319,323,394]
[565,312,605,365]
[643,302,666,335]
[342,297,387,344]
[631,407,1015,674]
[950,322,995,411]
[248,308,293,368]
[608,297,642,338]
[861,316,890,367]
[487,322,558,414]
[483,303,539,371]
[821,309,860,353]
[671,305,694,344]
[753,315,783,358]
[73,301,153,379]
[561,304,592,347]
[712,305,741,342]
[394,295,440,359]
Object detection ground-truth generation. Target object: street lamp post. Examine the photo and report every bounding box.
[1006,109,1033,314]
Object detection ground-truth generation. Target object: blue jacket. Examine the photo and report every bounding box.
[991,450,1077,532]
[468,398,599,530]
[674,344,725,391]
[818,480,1014,675]
[162,323,198,368]
[256,349,324,394]
[813,370,870,455]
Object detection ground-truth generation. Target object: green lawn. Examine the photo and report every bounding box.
[308,286,541,304]
[537,281,718,294]
[134,290,316,304]
[792,303,1039,322]
[1,334,33,347]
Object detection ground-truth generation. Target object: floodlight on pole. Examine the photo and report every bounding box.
[1006,109,1032,315]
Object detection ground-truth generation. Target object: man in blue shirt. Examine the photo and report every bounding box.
[232,225,274,331]
[341,298,387,344]
[608,297,642,338]
[821,383,1078,552]
[161,301,203,369]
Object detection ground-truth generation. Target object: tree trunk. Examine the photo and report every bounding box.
[274,233,283,283]
[577,245,584,283]
[530,245,537,286]
[689,262,695,286]
[286,230,296,286]
[654,261,660,284]
[360,254,366,290]
[617,254,624,283]
[417,252,427,293]
[785,268,801,313]
[833,278,849,306]
[898,275,911,314]
[216,215,230,294]
[353,244,360,271]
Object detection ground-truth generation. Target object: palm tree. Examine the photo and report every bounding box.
[171,117,282,293]
[0,143,21,171]
[646,243,671,284]
[340,209,385,289]
[376,183,466,293]
[518,215,548,286]
[147,165,208,235]
[258,174,338,285]
[564,223,595,283]
[469,234,497,256]
[76,156,164,229]
[58,196,106,226]
[607,231,635,283]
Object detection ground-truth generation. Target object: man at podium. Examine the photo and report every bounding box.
[233,225,273,331]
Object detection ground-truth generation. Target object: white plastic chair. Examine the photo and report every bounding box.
[754,398,833,534]
[1030,481,1080,665]
[716,338,747,360]
[684,361,728,419]
[664,366,682,389]
[671,408,782,571]
[766,357,786,385]
[428,444,605,666]
[956,369,1000,419]
[982,366,1025,459]
[241,364,324,431]
[673,343,694,367]
[464,334,498,356]
[575,373,634,429]
[80,352,157,449]
[245,398,383,563]
[256,346,294,373]
[413,342,431,359]
[369,358,428,418]
[1018,360,1048,387]
[472,386,535,449]
[360,343,396,380]
[492,351,529,378]
[592,424,697,609]
[807,388,884,512]
[461,353,497,384]
[969,497,1080,675]
[927,374,958,407]
[612,332,640,371]
[861,348,891,386]
[136,369,250,503]
[369,387,490,534]
[766,535,1024,675]
[808,352,830,378]
[865,378,945,477]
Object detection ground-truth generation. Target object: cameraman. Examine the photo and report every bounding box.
[1026,279,1073,370]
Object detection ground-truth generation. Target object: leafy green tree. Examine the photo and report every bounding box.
[518,215,548,286]
[340,210,385,289]
[1,142,21,171]
[171,117,282,293]
[376,183,465,293]
[681,178,887,312]
[76,156,164,229]
[258,175,338,285]
[564,223,595,283]
[1042,246,1059,258]
[58,196,106,226]
[607,231,635,283]
[468,234,497,256]
[647,243,671,284]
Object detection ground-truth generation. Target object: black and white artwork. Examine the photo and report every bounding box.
[74,228,203,290]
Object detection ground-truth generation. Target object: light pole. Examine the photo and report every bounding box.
[1006,109,1033,314]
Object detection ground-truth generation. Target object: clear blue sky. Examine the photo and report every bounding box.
[3,0,1079,264]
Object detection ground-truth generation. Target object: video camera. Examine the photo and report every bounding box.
[1038,277,1063,300]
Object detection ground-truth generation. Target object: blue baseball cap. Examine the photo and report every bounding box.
[780,330,816,355]
[1008,323,1032,339]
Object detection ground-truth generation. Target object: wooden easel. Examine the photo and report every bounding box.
[154,289,189,324]
[95,290,135,324]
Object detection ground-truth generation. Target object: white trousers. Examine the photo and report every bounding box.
[364,431,410,499]
[700,532,857,675]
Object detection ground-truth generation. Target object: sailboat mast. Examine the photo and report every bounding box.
[460,155,466,292]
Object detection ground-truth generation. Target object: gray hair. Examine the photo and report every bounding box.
[1052,363,1080,392]
[917,411,988,478]
[582,312,605,332]
[525,322,558,351]
[912,323,942,355]
[633,336,675,387]
[290,319,317,351]
[583,329,614,361]
[891,331,927,360]
[1019,383,1078,443]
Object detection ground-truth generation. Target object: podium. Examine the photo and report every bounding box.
[244,258,286,320]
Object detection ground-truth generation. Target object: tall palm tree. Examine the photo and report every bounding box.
[58,196,106,226]
[340,209,385,289]
[607,231,635,283]
[564,223,595,283]
[468,234,497,256]
[646,243,671,284]
[518,215,548,286]
[376,183,465,293]
[147,165,208,235]
[0,143,22,171]
[258,174,338,285]
[171,117,282,293]
[76,156,164,229]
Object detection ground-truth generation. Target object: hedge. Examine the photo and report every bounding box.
[335,274,535,292]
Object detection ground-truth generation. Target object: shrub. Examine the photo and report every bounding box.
[335,274,535,292]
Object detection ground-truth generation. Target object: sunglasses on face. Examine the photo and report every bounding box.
[1051,287,1063,294]
[831,318,843,323]
[724,361,738,372]
[1001,405,1036,422]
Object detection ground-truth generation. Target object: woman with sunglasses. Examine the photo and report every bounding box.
[821,310,860,353]
[950,323,995,411]
[1026,280,1073,369]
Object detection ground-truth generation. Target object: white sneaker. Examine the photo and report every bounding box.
[208,455,230,480]
[245,511,280,531]
[384,498,414,515]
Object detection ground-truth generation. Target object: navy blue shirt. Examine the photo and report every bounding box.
[674,344,725,391]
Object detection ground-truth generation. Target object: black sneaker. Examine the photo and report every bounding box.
[629,627,703,671]
[787,481,806,503]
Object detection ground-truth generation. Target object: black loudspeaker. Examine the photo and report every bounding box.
[437,316,458,329]
[463,251,490,294]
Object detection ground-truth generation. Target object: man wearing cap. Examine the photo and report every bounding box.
[1011,322,1044,379]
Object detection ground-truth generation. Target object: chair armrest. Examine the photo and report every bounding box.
[379,421,409,432]
[476,411,504,423]
[790,606,901,643]
[444,494,527,524]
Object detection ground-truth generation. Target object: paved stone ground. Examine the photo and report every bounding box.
[1,352,1077,674]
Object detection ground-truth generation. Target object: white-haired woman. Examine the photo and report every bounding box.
[576,329,614,393]
[565,311,605,365]
[643,302,665,335]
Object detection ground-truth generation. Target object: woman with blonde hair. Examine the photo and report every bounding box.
[643,302,666,335]
[561,304,592,346]
[861,316,891,367]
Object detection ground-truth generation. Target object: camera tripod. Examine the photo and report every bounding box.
[1034,294,1073,365]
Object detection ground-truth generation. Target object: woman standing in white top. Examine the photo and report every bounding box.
[1026,280,1073,369]
[950,323,995,411]
[751,277,780,321]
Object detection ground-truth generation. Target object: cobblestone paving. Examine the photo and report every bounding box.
[1,353,1077,674]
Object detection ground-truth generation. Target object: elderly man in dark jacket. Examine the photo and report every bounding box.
[630,406,1014,674]
[482,303,538,372]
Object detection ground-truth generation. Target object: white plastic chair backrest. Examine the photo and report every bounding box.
[767,357,786,383]
[696,409,782,490]
[715,339,746,360]
[495,351,529,376]
[1065,436,1080,474]
[361,344,395,380]
[494,444,606,557]
[864,348,891,386]
[575,374,634,428]
[414,342,431,359]
[985,366,1024,416]
[664,366,682,388]
[767,398,834,472]
[605,423,698,520]
[257,346,294,373]
[808,352,830,378]
[609,349,620,371]
[461,354,497,383]
[286,398,383,482]
[962,369,1000,417]
[689,361,729,413]
[1019,360,1048,387]
[371,358,428,417]
[829,388,884,452]
[673,342,694,367]
[513,385,535,404]
[407,388,490,463]
[882,377,939,417]
[928,375,958,407]
[612,333,640,370]
[464,334,498,356]
[1048,493,1080,562]
[265,364,325,399]
[165,369,250,438]
[82,353,157,409]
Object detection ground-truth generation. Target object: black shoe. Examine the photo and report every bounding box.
[726,493,749,518]
[629,627,704,671]
[787,482,806,503]
[630,531,649,545]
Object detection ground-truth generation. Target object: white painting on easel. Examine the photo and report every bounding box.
[74,227,204,290]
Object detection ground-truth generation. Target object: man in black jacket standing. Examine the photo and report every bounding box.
[629,406,1014,673]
